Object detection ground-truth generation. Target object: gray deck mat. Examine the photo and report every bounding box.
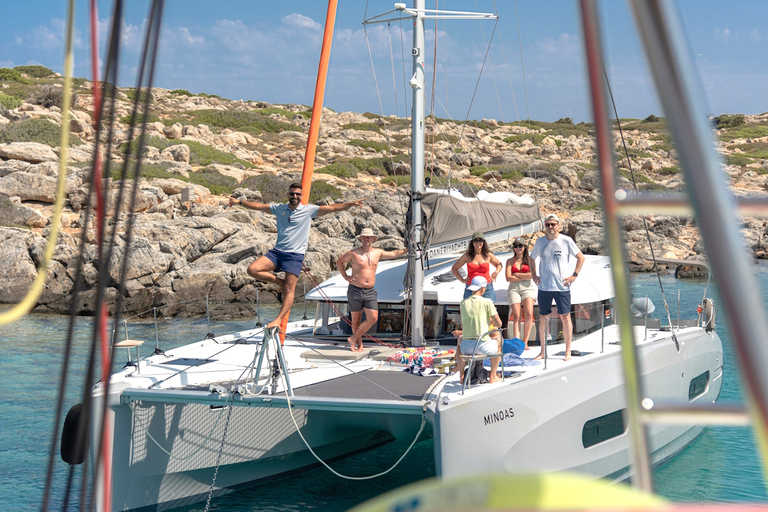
[293,370,445,401]
[180,370,445,401]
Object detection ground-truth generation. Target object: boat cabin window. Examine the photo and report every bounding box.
[443,307,461,334]
[573,300,614,337]
[688,371,709,401]
[582,409,627,448]
[378,306,405,333]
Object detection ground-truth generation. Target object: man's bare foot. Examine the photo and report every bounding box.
[489,375,502,384]
[533,352,544,360]
[347,337,363,352]
[524,344,530,350]
[564,352,572,361]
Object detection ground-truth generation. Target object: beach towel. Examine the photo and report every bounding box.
[387,347,455,367]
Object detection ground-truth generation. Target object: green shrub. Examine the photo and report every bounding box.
[725,153,754,167]
[657,166,679,175]
[316,162,358,178]
[174,109,300,134]
[341,122,381,133]
[30,84,78,109]
[109,161,182,181]
[0,118,82,146]
[642,114,660,123]
[119,135,173,157]
[0,92,22,110]
[714,114,745,129]
[124,88,152,105]
[182,140,254,167]
[253,106,311,119]
[0,68,29,84]
[14,65,55,78]
[574,200,600,211]
[347,139,388,152]
[380,175,411,186]
[169,89,192,96]
[504,133,547,145]
[719,124,768,142]
[189,168,239,195]
[308,181,343,202]
[555,117,574,125]
[732,141,768,160]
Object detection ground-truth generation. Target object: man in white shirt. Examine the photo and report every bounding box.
[529,214,585,361]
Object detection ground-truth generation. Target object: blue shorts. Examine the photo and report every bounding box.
[264,248,304,277]
[538,290,571,316]
[463,282,495,300]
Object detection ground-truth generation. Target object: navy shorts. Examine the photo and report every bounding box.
[347,284,378,312]
[264,248,304,277]
[538,290,571,316]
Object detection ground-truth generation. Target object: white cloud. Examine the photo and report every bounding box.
[281,13,321,31]
[537,33,580,56]
[748,29,764,43]
[714,28,731,42]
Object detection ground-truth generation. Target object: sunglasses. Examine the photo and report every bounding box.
[288,192,302,197]
[513,244,524,249]
[472,238,484,243]
[544,223,558,227]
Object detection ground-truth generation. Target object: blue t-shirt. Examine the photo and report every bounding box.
[530,235,581,292]
[270,203,320,254]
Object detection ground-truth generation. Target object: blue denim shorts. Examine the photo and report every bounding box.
[463,282,495,300]
[538,290,571,316]
[264,248,305,277]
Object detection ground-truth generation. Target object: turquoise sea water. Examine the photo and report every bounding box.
[1,268,767,511]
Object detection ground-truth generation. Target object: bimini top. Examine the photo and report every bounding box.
[306,254,614,306]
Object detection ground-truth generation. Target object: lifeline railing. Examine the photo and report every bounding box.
[580,0,761,493]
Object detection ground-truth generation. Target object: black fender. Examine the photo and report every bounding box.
[60,403,88,465]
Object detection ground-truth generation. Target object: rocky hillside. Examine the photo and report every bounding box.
[1,66,767,318]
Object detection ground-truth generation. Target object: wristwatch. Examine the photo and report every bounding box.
[572,271,579,277]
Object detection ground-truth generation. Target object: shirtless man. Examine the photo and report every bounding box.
[230,183,364,331]
[336,228,407,352]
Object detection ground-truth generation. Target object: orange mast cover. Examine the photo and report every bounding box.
[300,0,338,204]
[282,0,338,342]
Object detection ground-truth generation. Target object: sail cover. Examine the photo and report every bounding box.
[420,191,542,257]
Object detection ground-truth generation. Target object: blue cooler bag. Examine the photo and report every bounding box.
[502,338,525,355]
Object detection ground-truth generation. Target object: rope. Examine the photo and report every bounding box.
[514,0,534,136]
[277,354,429,480]
[0,0,74,327]
[601,63,678,346]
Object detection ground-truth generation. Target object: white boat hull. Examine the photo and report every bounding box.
[432,326,723,482]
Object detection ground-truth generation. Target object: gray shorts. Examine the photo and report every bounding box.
[347,284,378,312]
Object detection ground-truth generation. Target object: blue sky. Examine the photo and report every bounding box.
[1,1,766,122]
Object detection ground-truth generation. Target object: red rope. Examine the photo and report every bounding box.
[302,268,402,349]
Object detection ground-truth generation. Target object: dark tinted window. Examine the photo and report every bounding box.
[583,409,626,448]
[689,371,709,401]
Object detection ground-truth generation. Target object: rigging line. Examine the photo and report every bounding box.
[456,17,499,148]
[279,366,429,481]
[514,0,534,136]
[56,3,124,511]
[362,23,407,216]
[473,0,504,123]
[428,0,439,177]
[0,0,74,327]
[602,63,677,335]
[387,22,399,118]
[38,3,78,508]
[496,27,520,122]
[88,3,165,510]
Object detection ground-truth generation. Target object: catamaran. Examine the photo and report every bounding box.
[60,2,726,511]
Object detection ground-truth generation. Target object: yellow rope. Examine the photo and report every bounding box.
[0,0,75,326]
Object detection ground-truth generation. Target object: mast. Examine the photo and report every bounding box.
[364,3,497,347]
[409,0,426,346]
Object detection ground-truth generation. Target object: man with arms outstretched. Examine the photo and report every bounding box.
[529,213,585,361]
[336,227,406,352]
[230,183,364,331]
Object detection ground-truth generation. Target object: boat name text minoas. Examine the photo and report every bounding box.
[484,407,515,426]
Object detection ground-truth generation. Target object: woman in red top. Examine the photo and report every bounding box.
[451,231,503,301]
[505,237,536,349]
